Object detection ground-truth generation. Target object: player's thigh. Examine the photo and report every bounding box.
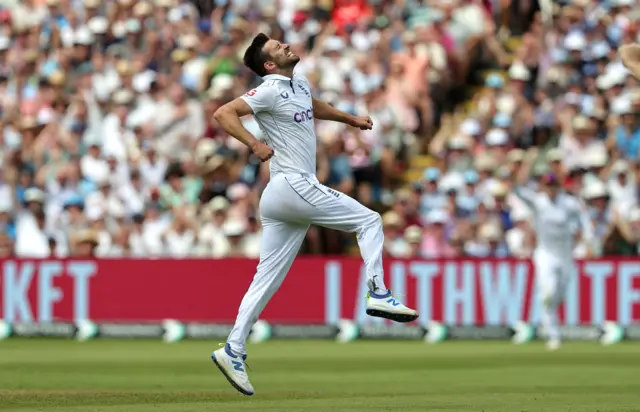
[533,250,561,300]
[308,182,380,233]
[555,259,575,297]
[259,174,312,224]
[263,174,379,232]
[256,217,309,274]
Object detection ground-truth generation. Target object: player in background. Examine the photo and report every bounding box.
[620,44,640,80]
[513,149,594,350]
[209,33,418,396]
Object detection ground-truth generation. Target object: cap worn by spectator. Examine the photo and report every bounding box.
[564,32,587,52]
[475,154,496,173]
[491,182,509,198]
[228,183,251,201]
[394,188,412,203]
[611,160,629,176]
[209,196,230,213]
[572,115,590,132]
[423,167,441,182]
[83,0,100,8]
[507,149,525,164]
[479,223,502,241]
[24,188,45,204]
[88,17,108,35]
[171,49,190,64]
[546,148,564,163]
[582,180,609,200]
[0,37,10,52]
[426,209,449,225]
[133,2,153,18]
[485,129,509,147]
[404,226,423,244]
[485,73,505,89]
[460,119,482,137]
[75,229,99,246]
[611,98,632,116]
[511,208,530,223]
[508,63,531,82]
[48,71,66,87]
[493,113,512,128]
[382,211,403,228]
[464,170,479,184]
[439,174,464,194]
[447,134,472,151]
[582,149,608,170]
[74,26,94,46]
[223,219,246,237]
[155,0,175,7]
[112,90,134,106]
[179,34,199,50]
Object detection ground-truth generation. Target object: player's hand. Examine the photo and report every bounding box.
[251,141,274,162]
[349,115,373,130]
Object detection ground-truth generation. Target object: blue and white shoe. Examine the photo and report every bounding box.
[211,344,254,396]
[366,290,419,323]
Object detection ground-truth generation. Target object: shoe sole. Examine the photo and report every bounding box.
[211,353,254,396]
[366,308,419,323]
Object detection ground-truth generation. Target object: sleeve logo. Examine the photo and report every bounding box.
[245,89,257,97]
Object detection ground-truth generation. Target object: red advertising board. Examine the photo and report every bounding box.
[0,258,639,326]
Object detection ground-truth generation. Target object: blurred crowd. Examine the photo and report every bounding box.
[0,0,638,259]
[0,0,502,258]
[382,0,640,259]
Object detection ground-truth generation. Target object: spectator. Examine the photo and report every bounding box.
[466,223,510,258]
[420,209,455,258]
[71,229,99,257]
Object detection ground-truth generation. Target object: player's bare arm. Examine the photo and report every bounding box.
[619,44,640,80]
[213,98,274,162]
[312,97,373,130]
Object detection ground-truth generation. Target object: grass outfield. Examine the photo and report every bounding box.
[1,340,639,411]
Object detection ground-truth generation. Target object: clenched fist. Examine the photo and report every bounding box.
[251,141,274,162]
[349,115,374,130]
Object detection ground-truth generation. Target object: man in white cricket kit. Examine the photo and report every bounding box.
[210,33,418,395]
[514,164,593,351]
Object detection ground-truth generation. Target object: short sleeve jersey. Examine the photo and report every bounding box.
[240,74,317,177]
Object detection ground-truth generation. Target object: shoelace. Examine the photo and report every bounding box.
[218,343,252,371]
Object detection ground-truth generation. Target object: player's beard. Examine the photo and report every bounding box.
[285,54,300,68]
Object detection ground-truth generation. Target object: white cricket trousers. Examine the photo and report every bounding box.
[227,172,387,355]
[533,248,573,341]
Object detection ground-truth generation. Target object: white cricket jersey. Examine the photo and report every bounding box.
[240,73,316,177]
[514,187,594,257]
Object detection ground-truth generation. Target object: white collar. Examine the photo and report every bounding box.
[262,74,292,81]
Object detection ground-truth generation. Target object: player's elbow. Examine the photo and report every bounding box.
[213,105,229,122]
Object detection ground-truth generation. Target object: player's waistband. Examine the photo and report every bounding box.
[273,171,316,180]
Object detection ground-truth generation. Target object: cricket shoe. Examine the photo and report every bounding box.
[211,344,254,396]
[366,290,419,323]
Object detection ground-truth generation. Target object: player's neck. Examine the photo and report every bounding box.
[268,68,294,79]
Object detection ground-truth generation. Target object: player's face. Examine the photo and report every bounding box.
[263,40,300,71]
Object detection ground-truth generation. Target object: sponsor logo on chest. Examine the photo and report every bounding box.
[293,107,314,123]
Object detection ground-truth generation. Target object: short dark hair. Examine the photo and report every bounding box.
[243,33,270,77]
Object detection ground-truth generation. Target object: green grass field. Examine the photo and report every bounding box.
[1,340,639,412]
